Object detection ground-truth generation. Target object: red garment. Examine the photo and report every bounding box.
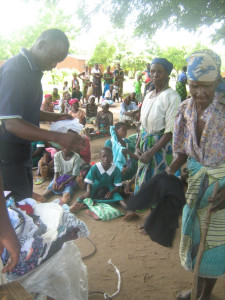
[17,204,34,215]
[79,136,91,164]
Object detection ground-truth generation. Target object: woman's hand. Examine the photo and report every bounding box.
[209,187,225,212]
[135,148,143,156]
[140,149,154,164]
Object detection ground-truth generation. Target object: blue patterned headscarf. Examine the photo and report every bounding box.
[187,49,221,81]
[187,49,225,92]
[151,58,173,75]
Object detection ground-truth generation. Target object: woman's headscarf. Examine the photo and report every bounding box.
[187,49,225,92]
[69,98,79,105]
[151,58,173,75]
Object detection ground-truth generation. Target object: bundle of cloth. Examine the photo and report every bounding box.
[2,198,89,280]
[128,172,186,247]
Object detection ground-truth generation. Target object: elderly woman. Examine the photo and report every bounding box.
[134,58,180,194]
[167,50,225,300]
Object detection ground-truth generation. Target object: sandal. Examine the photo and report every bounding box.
[34,178,45,185]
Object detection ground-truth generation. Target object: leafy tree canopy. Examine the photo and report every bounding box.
[78,0,225,42]
[0,2,77,60]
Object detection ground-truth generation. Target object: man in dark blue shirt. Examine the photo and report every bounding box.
[0,29,82,202]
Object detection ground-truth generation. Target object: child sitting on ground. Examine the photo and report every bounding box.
[86,95,98,124]
[89,103,113,139]
[105,122,139,181]
[70,147,138,220]
[69,98,86,125]
[42,144,81,204]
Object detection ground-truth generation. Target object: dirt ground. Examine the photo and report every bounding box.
[34,103,225,300]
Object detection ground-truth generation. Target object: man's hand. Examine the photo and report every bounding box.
[55,131,84,153]
[55,113,73,122]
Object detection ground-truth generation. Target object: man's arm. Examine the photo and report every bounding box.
[3,118,83,153]
[39,110,73,122]
[0,174,21,273]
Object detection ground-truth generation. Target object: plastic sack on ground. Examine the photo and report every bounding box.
[50,119,83,134]
[16,241,88,300]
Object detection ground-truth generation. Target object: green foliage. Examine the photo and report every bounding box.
[88,37,116,67]
[117,51,148,77]
[0,3,76,60]
[79,0,225,42]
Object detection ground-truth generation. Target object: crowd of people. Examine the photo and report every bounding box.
[0,28,225,300]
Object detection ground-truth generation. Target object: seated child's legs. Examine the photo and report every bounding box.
[61,192,71,204]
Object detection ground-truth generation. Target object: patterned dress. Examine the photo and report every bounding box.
[173,95,225,277]
[135,88,180,194]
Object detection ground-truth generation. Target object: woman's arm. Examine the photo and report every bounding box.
[166,153,188,175]
[140,132,172,164]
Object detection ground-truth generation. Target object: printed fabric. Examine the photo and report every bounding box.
[180,157,225,277]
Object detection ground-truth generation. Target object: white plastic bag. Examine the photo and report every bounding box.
[50,119,83,134]
[16,241,88,300]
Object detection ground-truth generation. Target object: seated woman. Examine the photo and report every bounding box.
[119,94,138,126]
[134,58,180,194]
[89,103,113,138]
[70,147,124,212]
[42,145,81,204]
[69,98,86,126]
[41,94,54,112]
[86,95,98,124]
[105,122,139,180]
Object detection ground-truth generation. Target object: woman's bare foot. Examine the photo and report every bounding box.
[138,224,147,235]
[176,290,191,300]
[124,211,139,221]
[70,202,87,213]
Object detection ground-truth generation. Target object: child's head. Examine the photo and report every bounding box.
[114,81,118,86]
[53,87,58,95]
[63,91,71,101]
[73,73,77,78]
[109,84,114,91]
[44,94,52,102]
[100,147,113,169]
[115,122,127,139]
[61,147,73,157]
[75,85,80,91]
[102,103,109,112]
[69,98,79,110]
[89,95,95,104]
[64,81,68,86]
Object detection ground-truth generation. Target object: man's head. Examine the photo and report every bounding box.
[31,28,69,71]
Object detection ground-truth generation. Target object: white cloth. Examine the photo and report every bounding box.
[50,119,83,134]
[140,87,180,134]
[54,151,81,176]
[105,89,116,99]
